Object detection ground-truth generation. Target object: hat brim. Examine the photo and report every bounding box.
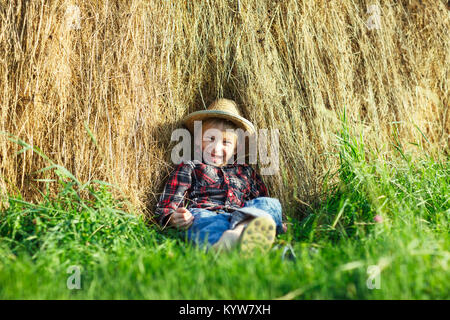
[182,110,256,136]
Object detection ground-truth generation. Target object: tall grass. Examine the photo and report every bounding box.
[0,121,447,299]
[0,0,448,220]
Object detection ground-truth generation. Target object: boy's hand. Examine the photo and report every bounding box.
[169,207,194,229]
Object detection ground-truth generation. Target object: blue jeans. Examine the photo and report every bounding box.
[185,197,283,250]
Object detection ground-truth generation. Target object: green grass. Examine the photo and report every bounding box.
[0,127,448,299]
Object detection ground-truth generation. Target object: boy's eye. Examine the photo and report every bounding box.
[203,136,215,142]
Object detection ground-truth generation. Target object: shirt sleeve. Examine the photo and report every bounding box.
[249,166,269,199]
[154,161,193,228]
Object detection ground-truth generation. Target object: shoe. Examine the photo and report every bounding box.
[239,217,276,256]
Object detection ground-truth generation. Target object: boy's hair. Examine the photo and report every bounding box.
[202,118,239,131]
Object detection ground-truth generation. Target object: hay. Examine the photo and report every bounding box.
[0,0,448,220]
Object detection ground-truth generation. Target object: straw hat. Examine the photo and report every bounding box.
[182,99,255,135]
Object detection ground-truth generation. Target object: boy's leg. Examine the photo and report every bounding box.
[213,213,278,254]
[210,216,253,252]
[239,197,283,235]
[219,197,281,255]
[186,208,231,250]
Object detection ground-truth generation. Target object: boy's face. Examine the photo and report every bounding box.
[201,121,238,167]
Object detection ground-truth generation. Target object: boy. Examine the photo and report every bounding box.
[155,99,286,253]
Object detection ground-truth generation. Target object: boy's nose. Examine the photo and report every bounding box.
[211,142,224,156]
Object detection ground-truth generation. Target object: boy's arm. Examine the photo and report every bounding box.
[249,166,269,199]
[155,162,193,229]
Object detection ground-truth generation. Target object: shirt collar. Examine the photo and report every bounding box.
[201,158,248,168]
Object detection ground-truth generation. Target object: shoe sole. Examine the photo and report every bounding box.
[239,217,276,256]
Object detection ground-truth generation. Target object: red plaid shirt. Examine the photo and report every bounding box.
[155,160,268,228]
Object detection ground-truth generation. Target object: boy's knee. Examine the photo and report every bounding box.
[252,197,282,211]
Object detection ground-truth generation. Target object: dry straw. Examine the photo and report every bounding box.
[0,0,448,222]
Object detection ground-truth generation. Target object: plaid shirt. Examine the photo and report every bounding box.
[155,160,268,228]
